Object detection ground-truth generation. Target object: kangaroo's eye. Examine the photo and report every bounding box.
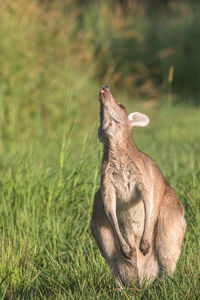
[118,103,126,110]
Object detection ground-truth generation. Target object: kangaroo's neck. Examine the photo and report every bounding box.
[102,126,139,160]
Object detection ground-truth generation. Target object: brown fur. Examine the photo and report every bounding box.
[90,86,186,289]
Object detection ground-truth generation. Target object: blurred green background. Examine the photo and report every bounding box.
[0,0,199,154]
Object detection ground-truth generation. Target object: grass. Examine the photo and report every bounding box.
[0,95,199,299]
[0,0,199,298]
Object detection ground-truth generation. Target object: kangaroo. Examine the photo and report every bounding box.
[90,86,186,289]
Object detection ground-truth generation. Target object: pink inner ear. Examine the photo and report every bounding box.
[100,89,104,94]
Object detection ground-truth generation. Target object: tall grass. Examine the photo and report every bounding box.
[0,0,199,298]
[0,100,199,299]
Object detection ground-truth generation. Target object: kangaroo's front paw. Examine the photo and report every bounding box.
[139,239,150,256]
[120,243,133,259]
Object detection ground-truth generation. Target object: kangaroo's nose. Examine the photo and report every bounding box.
[101,85,110,90]
[100,85,110,93]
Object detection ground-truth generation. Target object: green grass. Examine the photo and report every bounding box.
[0,96,199,299]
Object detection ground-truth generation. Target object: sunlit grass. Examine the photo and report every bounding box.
[0,96,199,298]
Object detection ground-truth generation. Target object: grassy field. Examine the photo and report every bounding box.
[0,0,199,299]
[0,93,199,299]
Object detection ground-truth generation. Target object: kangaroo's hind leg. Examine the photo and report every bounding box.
[156,189,186,276]
[90,190,124,289]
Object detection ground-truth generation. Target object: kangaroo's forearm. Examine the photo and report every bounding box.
[140,186,155,255]
[101,188,133,259]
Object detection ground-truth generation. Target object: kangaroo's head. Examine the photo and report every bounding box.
[98,86,150,143]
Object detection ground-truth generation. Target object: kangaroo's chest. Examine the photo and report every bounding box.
[110,161,140,206]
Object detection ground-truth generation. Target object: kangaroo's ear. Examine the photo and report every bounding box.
[128,112,150,128]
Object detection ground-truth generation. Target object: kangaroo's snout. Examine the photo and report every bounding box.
[100,85,110,92]
[99,86,111,97]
